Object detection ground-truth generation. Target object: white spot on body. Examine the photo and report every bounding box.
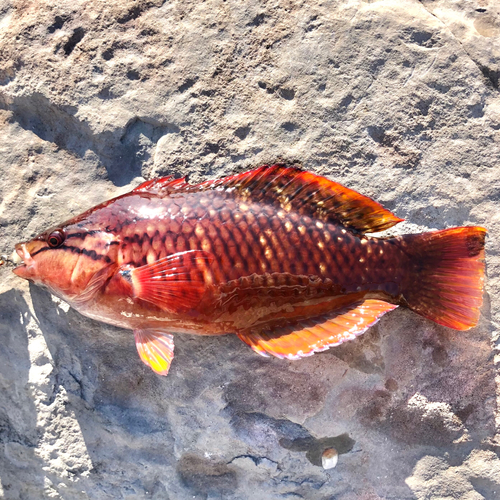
[204,271,213,286]
[195,224,205,238]
[202,239,211,252]
[147,249,156,265]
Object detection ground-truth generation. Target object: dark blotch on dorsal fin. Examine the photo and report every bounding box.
[133,164,403,233]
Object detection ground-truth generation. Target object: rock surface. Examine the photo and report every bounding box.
[0,0,499,498]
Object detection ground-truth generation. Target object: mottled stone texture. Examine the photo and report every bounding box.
[0,0,499,498]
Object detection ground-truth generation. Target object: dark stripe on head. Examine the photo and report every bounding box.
[31,245,112,263]
[65,230,103,240]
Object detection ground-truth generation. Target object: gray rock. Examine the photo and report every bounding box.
[0,0,499,498]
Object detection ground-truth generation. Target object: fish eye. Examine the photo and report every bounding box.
[47,229,65,248]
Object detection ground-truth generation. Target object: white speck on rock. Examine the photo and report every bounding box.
[322,448,338,470]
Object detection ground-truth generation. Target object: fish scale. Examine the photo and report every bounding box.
[13,164,486,375]
[110,191,391,293]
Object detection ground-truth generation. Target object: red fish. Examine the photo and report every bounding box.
[12,164,486,376]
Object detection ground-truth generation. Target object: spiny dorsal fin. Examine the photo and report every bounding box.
[133,164,403,233]
[133,175,178,194]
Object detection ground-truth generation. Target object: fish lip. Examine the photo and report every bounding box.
[12,244,33,275]
[16,244,28,262]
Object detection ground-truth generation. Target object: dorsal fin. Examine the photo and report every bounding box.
[214,165,404,233]
[133,176,177,194]
[133,164,403,233]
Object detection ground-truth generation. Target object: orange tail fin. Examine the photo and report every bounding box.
[401,226,486,330]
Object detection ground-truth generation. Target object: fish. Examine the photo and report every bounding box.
[12,164,486,376]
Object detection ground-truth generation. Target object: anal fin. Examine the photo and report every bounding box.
[134,329,175,376]
[237,299,397,360]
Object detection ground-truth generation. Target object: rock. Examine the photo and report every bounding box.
[0,0,499,499]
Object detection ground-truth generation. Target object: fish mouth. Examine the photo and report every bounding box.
[12,244,34,277]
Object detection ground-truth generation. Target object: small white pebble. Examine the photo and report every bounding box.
[322,448,338,469]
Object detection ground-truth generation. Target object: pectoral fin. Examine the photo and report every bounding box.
[237,299,397,360]
[121,250,213,313]
[134,329,175,376]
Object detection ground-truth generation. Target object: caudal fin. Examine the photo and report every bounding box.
[402,227,486,330]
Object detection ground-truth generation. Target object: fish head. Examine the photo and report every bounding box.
[12,215,119,302]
